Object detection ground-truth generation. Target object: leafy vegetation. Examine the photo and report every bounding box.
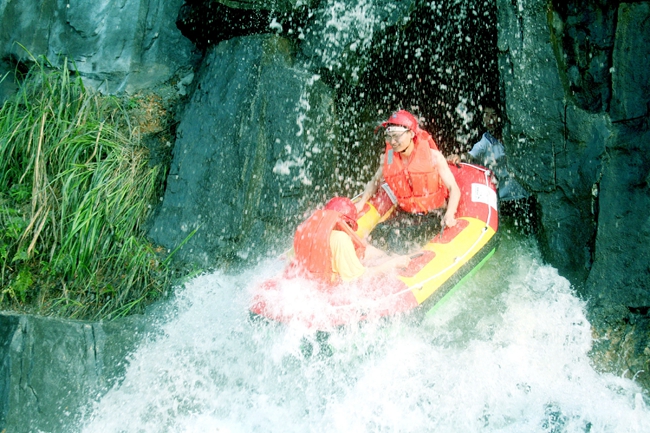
[0,56,174,320]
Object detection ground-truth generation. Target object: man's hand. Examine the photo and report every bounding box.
[443,211,457,228]
[447,154,462,165]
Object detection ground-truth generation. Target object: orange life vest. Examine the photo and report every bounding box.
[383,129,449,214]
[291,209,366,285]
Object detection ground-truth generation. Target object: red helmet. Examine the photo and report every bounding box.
[324,197,358,231]
[381,110,418,131]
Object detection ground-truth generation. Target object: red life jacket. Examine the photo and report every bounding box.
[383,129,449,214]
[290,209,366,285]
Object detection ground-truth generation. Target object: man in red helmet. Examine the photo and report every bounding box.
[292,197,409,284]
[355,110,460,252]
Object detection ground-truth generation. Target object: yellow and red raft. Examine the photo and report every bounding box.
[250,163,499,330]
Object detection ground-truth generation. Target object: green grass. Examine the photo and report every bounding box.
[0,55,173,320]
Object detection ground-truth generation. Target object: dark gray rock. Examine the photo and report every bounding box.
[497,0,589,281]
[551,1,617,113]
[610,2,650,122]
[497,0,650,382]
[0,312,148,433]
[148,34,337,266]
[497,0,650,303]
[534,106,610,283]
[176,0,313,50]
[497,0,566,194]
[586,124,650,308]
[0,0,198,94]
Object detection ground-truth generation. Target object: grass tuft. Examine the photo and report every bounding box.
[0,55,174,320]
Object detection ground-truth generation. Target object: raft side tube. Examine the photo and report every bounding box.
[416,230,500,319]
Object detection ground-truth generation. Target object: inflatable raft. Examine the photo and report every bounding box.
[249,163,499,330]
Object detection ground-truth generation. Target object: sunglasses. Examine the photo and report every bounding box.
[385,129,409,143]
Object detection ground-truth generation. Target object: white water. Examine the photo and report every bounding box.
[78,230,650,433]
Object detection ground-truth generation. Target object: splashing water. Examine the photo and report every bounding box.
[79,231,650,432]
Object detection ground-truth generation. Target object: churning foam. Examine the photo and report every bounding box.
[80,233,650,432]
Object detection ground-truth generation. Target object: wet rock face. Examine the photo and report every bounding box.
[0,0,197,94]
[550,0,650,122]
[610,2,650,122]
[176,0,311,50]
[551,0,618,113]
[585,125,650,306]
[498,0,650,303]
[498,0,650,382]
[148,34,338,265]
[0,313,148,432]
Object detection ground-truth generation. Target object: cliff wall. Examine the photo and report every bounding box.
[496,0,650,374]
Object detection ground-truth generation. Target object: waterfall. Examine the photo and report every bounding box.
[79,230,650,432]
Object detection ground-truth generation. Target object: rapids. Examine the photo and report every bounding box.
[79,228,650,432]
